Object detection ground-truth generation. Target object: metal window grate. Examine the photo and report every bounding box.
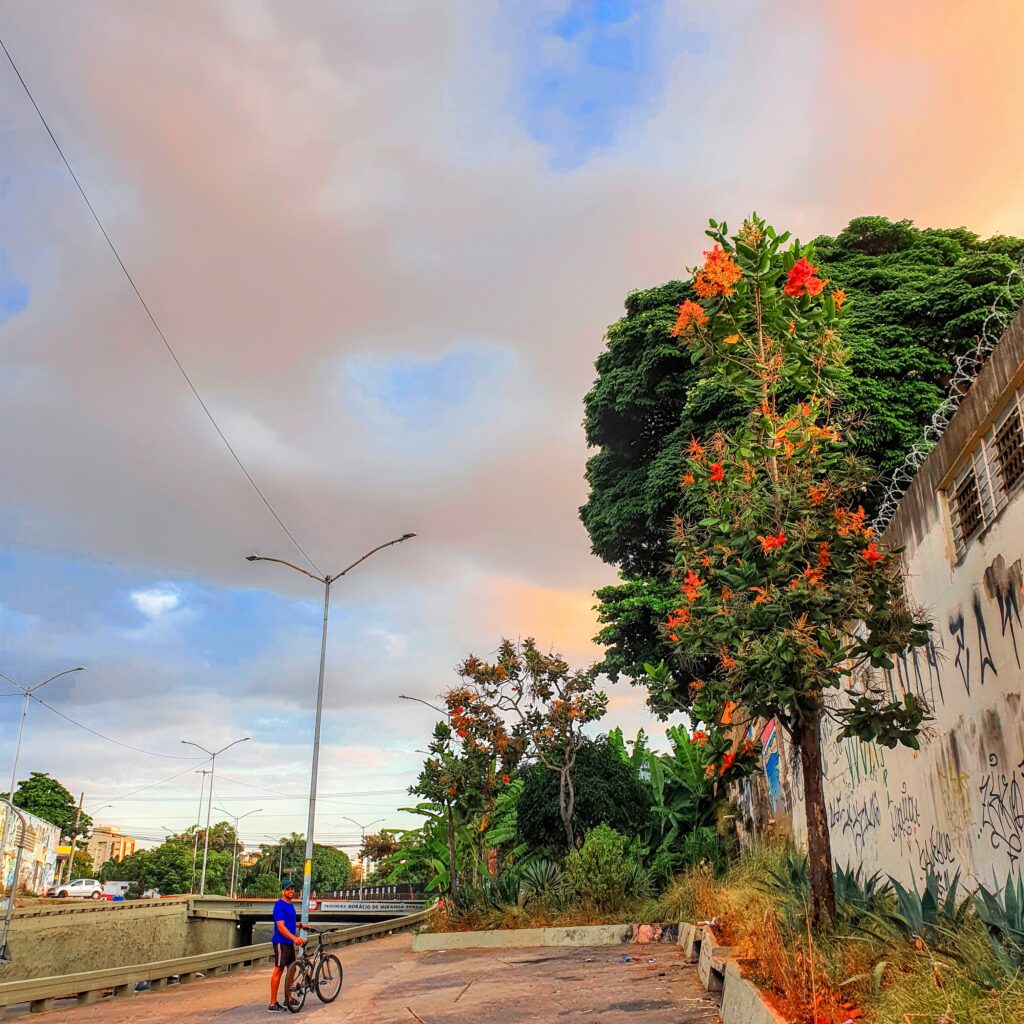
[952,468,984,547]
[995,407,1024,494]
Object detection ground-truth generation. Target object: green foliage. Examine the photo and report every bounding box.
[563,824,648,913]
[312,845,352,891]
[975,875,1024,978]
[244,872,281,898]
[833,863,891,924]
[582,216,1024,688]
[105,840,231,896]
[885,868,970,949]
[5,772,90,836]
[516,737,650,853]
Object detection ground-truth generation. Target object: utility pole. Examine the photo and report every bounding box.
[215,807,261,898]
[0,667,85,894]
[342,817,383,897]
[180,738,249,896]
[64,792,84,884]
[190,770,211,893]
[247,533,415,927]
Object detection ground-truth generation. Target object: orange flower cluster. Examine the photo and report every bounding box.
[681,471,695,486]
[758,530,787,554]
[719,752,736,775]
[687,438,706,462]
[741,739,755,757]
[694,245,743,299]
[742,460,756,484]
[817,542,832,568]
[709,462,725,483]
[749,586,770,605]
[834,505,869,538]
[783,257,825,299]
[721,700,737,725]
[690,730,708,746]
[808,482,829,505]
[501,773,511,784]
[680,569,704,602]
[720,650,738,671]
[671,299,708,338]
[862,542,884,566]
[723,333,740,345]
[665,606,691,640]
[833,287,847,310]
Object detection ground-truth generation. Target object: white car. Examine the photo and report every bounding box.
[50,878,103,899]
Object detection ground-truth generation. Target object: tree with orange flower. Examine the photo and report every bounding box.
[448,638,607,851]
[648,215,932,923]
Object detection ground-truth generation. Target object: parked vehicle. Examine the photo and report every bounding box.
[49,878,103,899]
[102,881,131,898]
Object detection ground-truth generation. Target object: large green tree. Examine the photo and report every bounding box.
[4,772,91,837]
[515,736,650,853]
[582,217,1024,684]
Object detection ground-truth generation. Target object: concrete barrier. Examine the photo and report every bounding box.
[412,923,635,951]
[0,907,434,1013]
[719,961,789,1024]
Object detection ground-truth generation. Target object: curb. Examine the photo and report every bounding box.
[411,921,679,952]
[678,922,788,1024]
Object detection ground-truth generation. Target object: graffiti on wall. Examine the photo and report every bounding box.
[745,542,1024,893]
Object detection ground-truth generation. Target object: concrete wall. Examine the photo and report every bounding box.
[737,305,1024,894]
[2,902,239,983]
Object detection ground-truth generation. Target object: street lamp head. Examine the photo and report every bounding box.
[246,554,260,562]
[400,533,416,541]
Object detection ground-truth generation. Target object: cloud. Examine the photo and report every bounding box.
[130,586,181,618]
[1,0,1022,841]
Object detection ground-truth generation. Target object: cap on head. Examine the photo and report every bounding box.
[281,880,297,893]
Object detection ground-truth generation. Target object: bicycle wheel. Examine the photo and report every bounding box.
[284,962,308,1013]
[315,954,343,1003]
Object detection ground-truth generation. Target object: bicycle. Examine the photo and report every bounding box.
[283,926,344,1013]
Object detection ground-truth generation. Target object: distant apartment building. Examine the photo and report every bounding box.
[86,826,137,866]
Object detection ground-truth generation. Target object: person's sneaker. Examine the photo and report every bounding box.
[268,1004,286,1012]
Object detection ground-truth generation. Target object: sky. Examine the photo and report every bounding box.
[2,0,1024,855]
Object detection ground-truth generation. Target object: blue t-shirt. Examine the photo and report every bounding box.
[272,898,297,944]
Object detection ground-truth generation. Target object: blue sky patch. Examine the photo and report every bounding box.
[514,0,668,170]
[345,348,512,427]
[0,249,29,323]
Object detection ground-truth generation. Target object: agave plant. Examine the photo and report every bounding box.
[884,868,970,950]
[517,857,564,904]
[834,863,891,924]
[974,874,1024,978]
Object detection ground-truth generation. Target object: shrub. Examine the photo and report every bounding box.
[975,874,1024,978]
[563,824,647,913]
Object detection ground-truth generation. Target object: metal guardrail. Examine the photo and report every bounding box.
[0,905,434,1013]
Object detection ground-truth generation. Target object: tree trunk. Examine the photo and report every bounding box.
[558,768,575,851]
[445,802,459,907]
[797,712,835,925]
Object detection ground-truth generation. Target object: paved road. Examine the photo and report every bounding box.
[9,934,722,1023]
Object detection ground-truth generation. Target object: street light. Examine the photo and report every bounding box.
[342,816,384,896]
[246,532,415,927]
[180,737,249,895]
[264,834,286,882]
[214,807,262,898]
[190,770,212,893]
[0,667,85,921]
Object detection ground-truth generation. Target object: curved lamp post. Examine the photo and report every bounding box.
[180,737,249,895]
[246,532,415,926]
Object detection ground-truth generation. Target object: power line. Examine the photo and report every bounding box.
[0,35,322,578]
[93,762,207,808]
[28,692,205,761]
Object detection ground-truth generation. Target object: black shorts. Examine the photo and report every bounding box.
[273,943,296,969]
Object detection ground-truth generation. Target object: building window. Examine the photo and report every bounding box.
[994,402,1024,493]
[947,384,1024,560]
[952,466,984,547]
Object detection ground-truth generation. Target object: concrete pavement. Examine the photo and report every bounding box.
[4,933,722,1023]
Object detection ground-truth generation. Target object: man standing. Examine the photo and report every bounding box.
[269,880,306,1011]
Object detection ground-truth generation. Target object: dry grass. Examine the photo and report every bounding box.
[659,843,1024,1024]
[428,896,664,934]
